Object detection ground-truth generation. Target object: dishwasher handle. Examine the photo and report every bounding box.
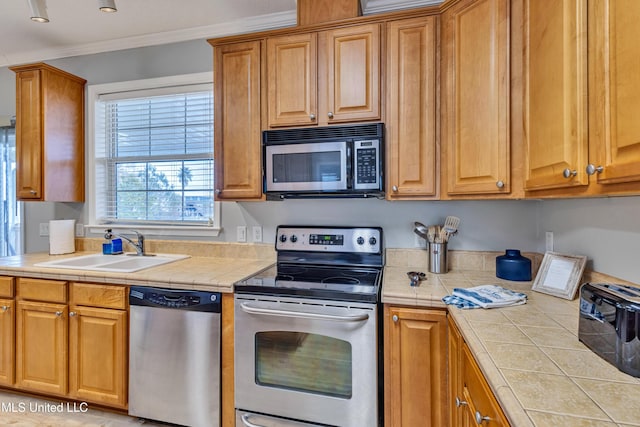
[240,414,264,427]
[240,302,369,323]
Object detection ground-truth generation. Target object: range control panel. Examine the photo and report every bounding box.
[276,226,382,254]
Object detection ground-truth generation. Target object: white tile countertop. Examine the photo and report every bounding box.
[382,249,640,427]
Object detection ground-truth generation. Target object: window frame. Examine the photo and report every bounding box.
[87,72,221,237]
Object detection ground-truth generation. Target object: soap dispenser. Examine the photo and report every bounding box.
[103,229,114,255]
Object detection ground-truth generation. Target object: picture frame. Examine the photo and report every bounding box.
[531,251,587,300]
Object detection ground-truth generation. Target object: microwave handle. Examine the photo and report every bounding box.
[240,302,369,323]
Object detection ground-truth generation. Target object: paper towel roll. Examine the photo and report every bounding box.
[49,219,76,255]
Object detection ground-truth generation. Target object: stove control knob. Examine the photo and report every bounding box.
[357,236,365,245]
[369,237,377,246]
[279,234,287,243]
[290,235,298,243]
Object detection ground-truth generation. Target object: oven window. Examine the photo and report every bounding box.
[272,152,341,183]
[255,332,352,398]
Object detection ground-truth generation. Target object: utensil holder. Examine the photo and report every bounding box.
[429,242,448,274]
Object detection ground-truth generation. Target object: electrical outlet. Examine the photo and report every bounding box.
[252,226,263,242]
[75,223,84,237]
[545,231,554,252]
[237,226,247,243]
[39,223,49,236]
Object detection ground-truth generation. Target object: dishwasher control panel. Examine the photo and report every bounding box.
[129,286,221,312]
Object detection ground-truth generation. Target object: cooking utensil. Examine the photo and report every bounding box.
[407,271,426,287]
[413,221,430,240]
[443,216,460,234]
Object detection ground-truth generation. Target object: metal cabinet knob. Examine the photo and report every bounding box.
[392,185,398,192]
[586,164,604,175]
[30,190,37,195]
[55,311,63,317]
[215,189,221,195]
[1,306,8,312]
[69,311,76,317]
[562,168,577,178]
[496,180,505,189]
[327,112,334,119]
[392,315,399,323]
[310,113,316,120]
[455,396,468,407]
[475,411,491,424]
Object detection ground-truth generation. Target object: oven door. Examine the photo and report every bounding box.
[234,295,378,427]
[265,141,348,193]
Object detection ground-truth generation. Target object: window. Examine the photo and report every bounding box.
[88,73,219,236]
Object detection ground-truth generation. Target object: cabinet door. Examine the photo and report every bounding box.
[323,24,381,124]
[16,300,68,395]
[384,306,448,427]
[213,40,263,200]
[14,69,43,200]
[589,0,640,185]
[267,33,318,127]
[448,316,467,427]
[386,16,438,199]
[462,344,510,426]
[69,306,127,408]
[0,299,14,387]
[442,0,510,195]
[524,0,588,190]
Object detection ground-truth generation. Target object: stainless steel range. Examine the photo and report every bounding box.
[234,226,384,427]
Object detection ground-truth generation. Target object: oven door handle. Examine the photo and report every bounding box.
[240,413,265,427]
[240,302,370,322]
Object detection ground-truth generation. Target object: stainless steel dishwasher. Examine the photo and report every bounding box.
[129,286,221,427]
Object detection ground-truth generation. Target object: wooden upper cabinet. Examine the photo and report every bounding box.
[386,16,438,199]
[523,0,589,191]
[266,23,381,128]
[441,0,511,196]
[588,0,640,186]
[213,40,263,200]
[10,63,86,202]
[324,24,381,124]
[267,34,318,127]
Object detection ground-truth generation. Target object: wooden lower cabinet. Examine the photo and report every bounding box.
[449,316,509,427]
[15,300,68,395]
[384,305,448,427]
[13,278,128,409]
[69,305,127,408]
[0,298,15,386]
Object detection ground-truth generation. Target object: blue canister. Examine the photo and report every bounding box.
[496,249,531,281]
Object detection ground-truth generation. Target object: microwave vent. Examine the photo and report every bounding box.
[263,123,383,144]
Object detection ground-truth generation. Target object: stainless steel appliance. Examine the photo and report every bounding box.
[234,226,384,427]
[263,123,384,199]
[128,286,222,426]
[579,282,640,377]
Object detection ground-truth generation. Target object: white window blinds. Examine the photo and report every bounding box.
[95,84,214,225]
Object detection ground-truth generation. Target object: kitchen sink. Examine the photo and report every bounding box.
[34,253,189,273]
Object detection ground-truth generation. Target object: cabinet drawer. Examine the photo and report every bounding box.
[0,277,14,298]
[17,278,67,303]
[70,283,126,310]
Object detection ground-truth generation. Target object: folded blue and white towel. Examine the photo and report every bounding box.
[442,285,527,309]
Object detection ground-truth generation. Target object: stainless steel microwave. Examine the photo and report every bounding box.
[262,123,384,199]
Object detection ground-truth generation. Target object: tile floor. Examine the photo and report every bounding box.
[0,391,170,427]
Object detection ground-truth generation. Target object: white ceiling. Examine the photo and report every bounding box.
[0,0,441,68]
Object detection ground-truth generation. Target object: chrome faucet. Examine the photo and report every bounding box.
[105,229,146,256]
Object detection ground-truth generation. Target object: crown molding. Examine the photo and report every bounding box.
[1,10,296,68]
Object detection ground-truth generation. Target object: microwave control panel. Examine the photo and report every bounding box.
[353,139,381,190]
